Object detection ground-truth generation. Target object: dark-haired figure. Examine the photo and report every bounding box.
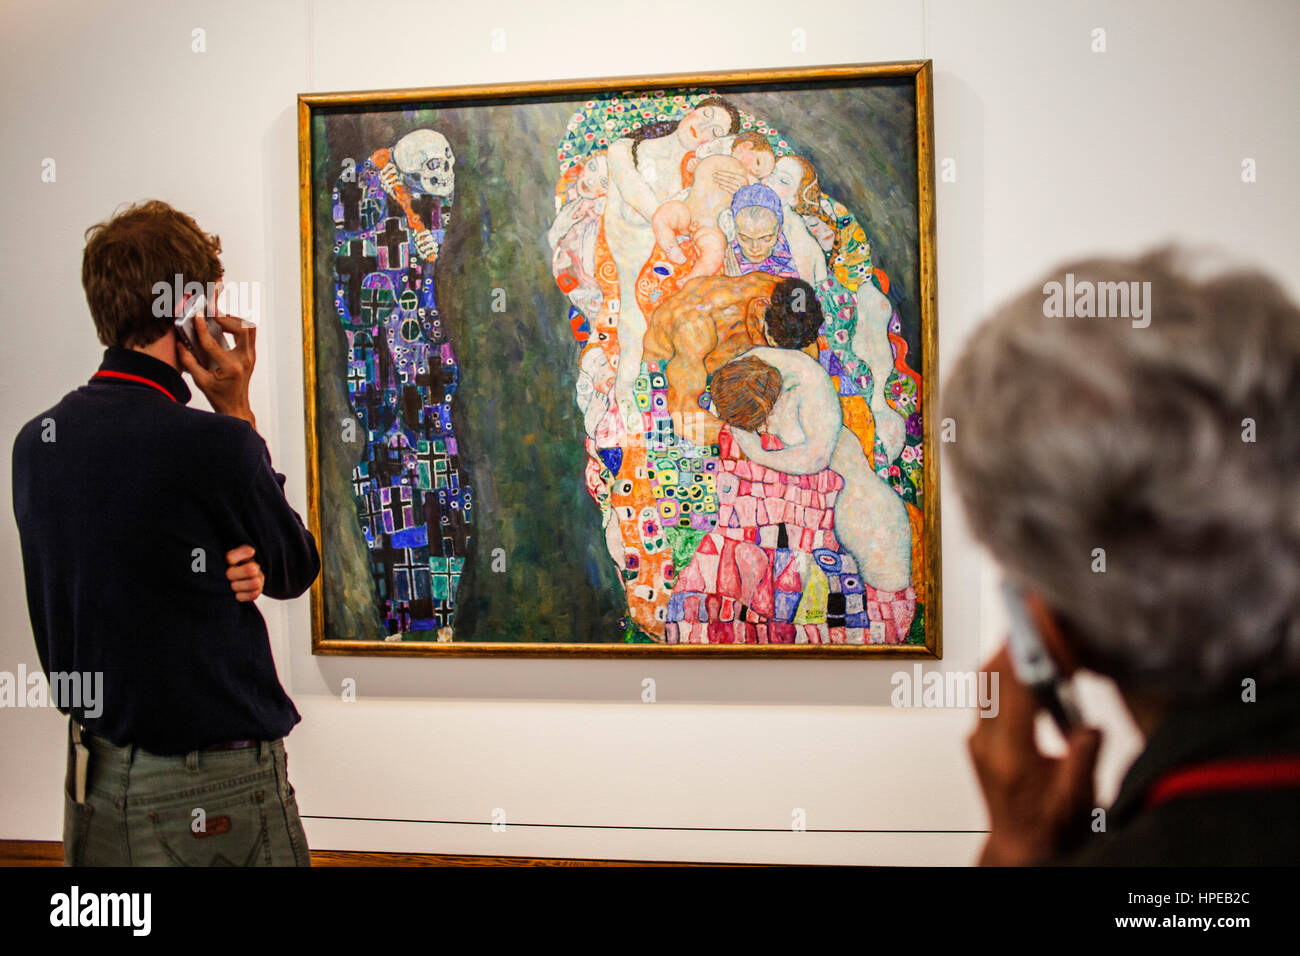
[603,97,743,417]
[640,274,823,445]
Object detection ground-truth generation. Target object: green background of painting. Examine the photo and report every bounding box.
[309,77,920,644]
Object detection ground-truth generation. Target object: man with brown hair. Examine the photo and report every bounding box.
[11,199,319,866]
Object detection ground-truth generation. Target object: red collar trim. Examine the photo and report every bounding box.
[91,369,179,403]
[1145,755,1300,811]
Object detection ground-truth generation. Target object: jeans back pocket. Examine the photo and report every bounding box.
[144,788,272,867]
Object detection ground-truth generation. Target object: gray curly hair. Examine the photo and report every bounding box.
[942,247,1300,700]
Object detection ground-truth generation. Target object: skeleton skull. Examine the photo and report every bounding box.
[393,129,455,199]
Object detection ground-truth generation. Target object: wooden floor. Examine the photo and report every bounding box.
[0,839,738,866]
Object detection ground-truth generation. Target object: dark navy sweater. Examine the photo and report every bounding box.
[10,346,320,754]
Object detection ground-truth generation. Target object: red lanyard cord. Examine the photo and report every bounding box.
[92,370,178,403]
[1145,755,1300,811]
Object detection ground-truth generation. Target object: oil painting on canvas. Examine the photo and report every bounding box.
[298,62,939,656]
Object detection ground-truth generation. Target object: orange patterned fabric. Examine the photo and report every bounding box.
[367,148,431,233]
[905,501,924,608]
[635,237,704,325]
[837,390,876,462]
[589,227,621,368]
[583,224,672,638]
[680,150,697,188]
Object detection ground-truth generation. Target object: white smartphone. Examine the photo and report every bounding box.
[174,293,233,370]
[1001,578,1084,735]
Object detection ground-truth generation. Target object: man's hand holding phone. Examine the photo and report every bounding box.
[176,298,258,432]
[968,642,1102,866]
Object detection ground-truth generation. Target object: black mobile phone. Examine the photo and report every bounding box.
[1000,578,1084,736]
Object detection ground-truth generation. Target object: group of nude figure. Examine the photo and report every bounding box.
[549,93,919,643]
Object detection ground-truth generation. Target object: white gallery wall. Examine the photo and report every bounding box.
[1,0,1296,864]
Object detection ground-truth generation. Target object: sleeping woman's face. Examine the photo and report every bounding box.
[762,155,805,208]
[676,104,731,149]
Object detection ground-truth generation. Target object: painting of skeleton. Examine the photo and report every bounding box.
[300,65,939,654]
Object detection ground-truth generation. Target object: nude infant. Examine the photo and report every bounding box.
[650,153,747,283]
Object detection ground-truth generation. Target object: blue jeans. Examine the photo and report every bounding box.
[63,719,311,866]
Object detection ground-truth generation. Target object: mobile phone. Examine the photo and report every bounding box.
[1000,578,1084,736]
[174,293,233,370]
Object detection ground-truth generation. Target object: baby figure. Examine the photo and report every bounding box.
[574,153,608,202]
[688,132,775,183]
[730,131,776,181]
[650,153,747,282]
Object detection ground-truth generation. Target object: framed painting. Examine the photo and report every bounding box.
[297,60,939,657]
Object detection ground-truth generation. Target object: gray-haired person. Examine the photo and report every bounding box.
[945,248,1300,865]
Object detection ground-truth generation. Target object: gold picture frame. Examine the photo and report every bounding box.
[298,60,939,657]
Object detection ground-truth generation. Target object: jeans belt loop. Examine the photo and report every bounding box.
[258,739,270,764]
[185,750,200,773]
